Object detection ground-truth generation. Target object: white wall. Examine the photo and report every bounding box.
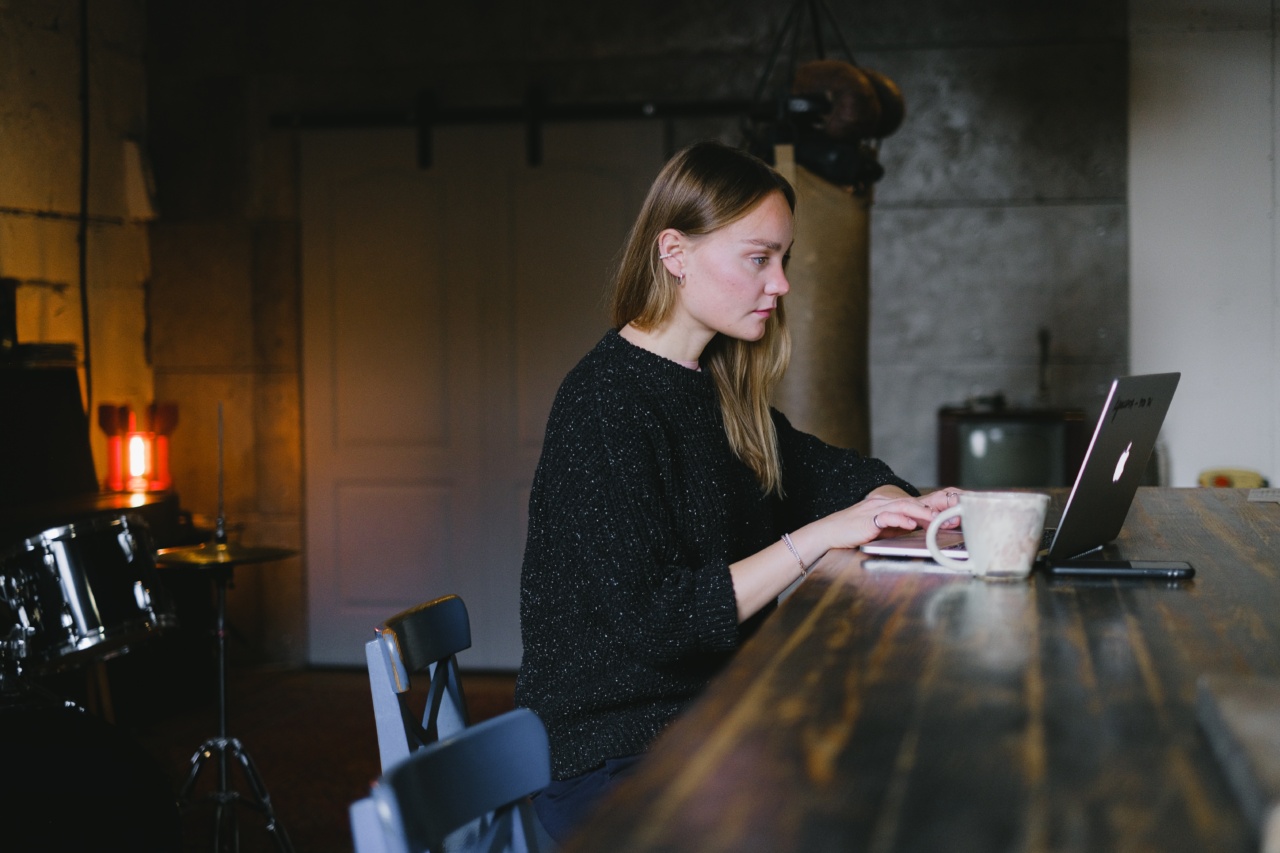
[1130,0,1279,486]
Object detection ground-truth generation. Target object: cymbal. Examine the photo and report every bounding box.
[156,541,297,567]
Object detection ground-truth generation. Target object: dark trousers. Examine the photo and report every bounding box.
[531,754,645,844]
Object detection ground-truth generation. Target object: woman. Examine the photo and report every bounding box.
[516,140,957,841]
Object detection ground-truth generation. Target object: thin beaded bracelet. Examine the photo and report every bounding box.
[781,532,808,578]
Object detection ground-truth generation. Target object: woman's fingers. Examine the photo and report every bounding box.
[848,490,965,548]
[919,487,964,513]
[870,504,927,531]
[868,494,962,535]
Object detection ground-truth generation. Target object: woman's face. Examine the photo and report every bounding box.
[666,191,794,344]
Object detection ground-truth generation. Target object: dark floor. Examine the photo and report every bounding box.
[5,659,517,853]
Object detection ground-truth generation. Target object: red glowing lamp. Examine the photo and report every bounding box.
[99,403,177,493]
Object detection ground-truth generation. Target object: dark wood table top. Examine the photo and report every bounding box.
[566,488,1280,853]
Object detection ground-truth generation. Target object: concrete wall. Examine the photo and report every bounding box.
[1130,0,1278,487]
[860,5,1130,485]
[0,0,153,468]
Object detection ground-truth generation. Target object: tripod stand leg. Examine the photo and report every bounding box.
[211,797,237,853]
[227,738,295,853]
[179,738,220,804]
[176,738,239,853]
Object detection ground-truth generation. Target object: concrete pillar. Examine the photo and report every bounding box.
[772,145,872,453]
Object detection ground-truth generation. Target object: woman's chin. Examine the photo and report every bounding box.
[730,320,770,342]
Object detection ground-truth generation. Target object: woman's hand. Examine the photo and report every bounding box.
[731,486,966,623]
[816,486,965,550]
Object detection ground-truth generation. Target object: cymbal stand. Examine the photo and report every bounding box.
[174,403,294,853]
[177,564,293,853]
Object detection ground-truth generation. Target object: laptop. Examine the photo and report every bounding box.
[862,372,1181,564]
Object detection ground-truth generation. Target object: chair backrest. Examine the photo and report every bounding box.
[350,708,552,853]
[366,594,472,772]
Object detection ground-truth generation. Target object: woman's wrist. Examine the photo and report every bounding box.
[780,532,808,578]
[782,524,826,574]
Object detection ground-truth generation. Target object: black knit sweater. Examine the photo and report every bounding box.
[515,330,915,779]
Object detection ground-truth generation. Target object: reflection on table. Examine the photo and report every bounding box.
[566,488,1280,853]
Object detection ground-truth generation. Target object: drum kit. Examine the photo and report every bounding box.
[0,511,300,852]
[0,511,185,851]
[0,512,174,688]
[0,405,299,852]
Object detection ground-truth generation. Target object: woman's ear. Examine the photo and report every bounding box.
[656,229,685,277]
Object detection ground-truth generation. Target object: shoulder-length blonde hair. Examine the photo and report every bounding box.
[611,141,796,495]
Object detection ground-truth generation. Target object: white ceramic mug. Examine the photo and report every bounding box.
[926,491,1050,579]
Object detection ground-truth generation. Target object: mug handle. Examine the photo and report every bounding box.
[926,505,968,569]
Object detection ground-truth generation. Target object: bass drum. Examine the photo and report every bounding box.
[0,513,176,675]
[0,698,181,852]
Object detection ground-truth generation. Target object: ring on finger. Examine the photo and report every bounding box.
[873,513,884,530]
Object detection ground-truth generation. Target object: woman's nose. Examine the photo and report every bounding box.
[767,270,790,296]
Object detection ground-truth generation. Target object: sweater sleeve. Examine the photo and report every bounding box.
[526,385,742,668]
[773,409,918,528]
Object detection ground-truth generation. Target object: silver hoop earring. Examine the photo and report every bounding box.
[659,251,676,260]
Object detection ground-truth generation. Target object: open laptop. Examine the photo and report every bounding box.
[862,372,1181,565]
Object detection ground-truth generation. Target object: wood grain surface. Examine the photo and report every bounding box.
[565,488,1280,853]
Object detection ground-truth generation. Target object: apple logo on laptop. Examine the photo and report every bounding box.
[1113,441,1132,482]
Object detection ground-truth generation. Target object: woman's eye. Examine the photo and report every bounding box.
[751,256,768,267]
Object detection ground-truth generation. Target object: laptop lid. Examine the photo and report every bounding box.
[1045,372,1179,561]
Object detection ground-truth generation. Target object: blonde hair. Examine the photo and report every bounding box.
[611,141,796,495]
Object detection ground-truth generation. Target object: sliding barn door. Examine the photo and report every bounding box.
[302,124,663,667]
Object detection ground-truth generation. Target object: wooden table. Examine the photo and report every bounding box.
[566,488,1280,852]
